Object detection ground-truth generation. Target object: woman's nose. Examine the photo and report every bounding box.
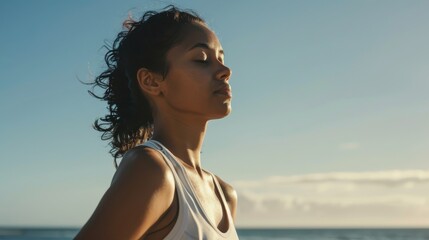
[216,63,232,81]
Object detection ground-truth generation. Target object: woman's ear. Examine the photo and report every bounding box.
[136,68,164,96]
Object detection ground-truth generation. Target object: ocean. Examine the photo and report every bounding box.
[0,228,428,240]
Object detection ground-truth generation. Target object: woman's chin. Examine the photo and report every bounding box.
[210,106,232,120]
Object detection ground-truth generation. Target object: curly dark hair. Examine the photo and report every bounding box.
[89,5,204,167]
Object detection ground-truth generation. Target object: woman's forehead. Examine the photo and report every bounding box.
[177,23,223,51]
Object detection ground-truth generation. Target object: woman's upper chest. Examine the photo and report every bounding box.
[185,169,229,231]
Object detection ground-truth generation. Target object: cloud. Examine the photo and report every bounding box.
[233,170,429,227]
[234,169,429,188]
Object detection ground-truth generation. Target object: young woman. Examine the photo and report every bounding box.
[74,6,239,240]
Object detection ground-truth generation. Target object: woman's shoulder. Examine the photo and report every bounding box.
[112,145,174,187]
[213,174,238,219]
[75,146,176,239]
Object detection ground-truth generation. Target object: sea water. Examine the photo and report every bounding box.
[1,227,429,240]
[237,228,429,240]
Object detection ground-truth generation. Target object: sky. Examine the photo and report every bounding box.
[1,0,429,228]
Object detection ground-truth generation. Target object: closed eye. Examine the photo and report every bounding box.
[193,51,208,63]
[194,59,209,64]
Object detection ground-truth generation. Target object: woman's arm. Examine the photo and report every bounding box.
[74,147,175,240]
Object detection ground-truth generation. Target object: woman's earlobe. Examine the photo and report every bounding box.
[137,68,163,96]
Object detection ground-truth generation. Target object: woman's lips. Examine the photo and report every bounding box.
[214,86,232,98]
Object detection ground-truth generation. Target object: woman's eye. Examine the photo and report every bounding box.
[194,51,208,63]
[195,59,208,63]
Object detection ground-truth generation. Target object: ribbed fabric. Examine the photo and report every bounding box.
[141,140,240,240]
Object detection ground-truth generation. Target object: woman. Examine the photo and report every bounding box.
[75,5,239,240]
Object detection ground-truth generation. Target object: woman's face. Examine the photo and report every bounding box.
[160,22,232,120]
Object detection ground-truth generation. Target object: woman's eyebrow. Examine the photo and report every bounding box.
[188,42,224,56]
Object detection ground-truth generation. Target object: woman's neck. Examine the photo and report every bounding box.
[152,112,207,177]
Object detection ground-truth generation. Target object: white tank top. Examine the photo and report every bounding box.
[141,140,240,240]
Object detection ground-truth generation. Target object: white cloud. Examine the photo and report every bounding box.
[234,169,429,188]
[233,170,429,227]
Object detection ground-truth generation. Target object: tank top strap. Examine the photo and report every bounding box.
[139,139,239,239]
[207,172,235,223]
[140,140,196,204]
[141,140,177,173]
[143,140,199,202]
[139,140,190,239]
[142,140,182,168]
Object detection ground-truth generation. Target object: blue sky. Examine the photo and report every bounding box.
[1,0,429,227]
